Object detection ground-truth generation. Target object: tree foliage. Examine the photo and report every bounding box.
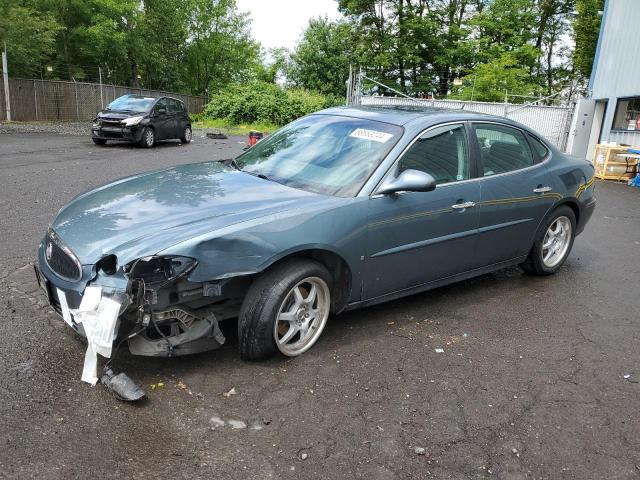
[456,53,536,101]
[0,0,61,77]
[203,81,340,126]
[0,0,258,94]
[572,0,604,80]
[0,0,606,104]
[287,17,356,97]
[289,0,600,103]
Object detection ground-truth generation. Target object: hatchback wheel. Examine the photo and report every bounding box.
[181,125,192,143]
[139,127,155,148]
[238,259,332,361]
[92,138,107,145]
[521,205,576,275]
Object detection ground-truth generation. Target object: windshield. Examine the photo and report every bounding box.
[236,115,402,197]
[106,95,155,113]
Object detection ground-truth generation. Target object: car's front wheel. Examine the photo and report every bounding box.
[521,205,576,275]
[181,125,192,143]
[238,259,332,361]
[139,126,155,148]
[92,138,107,145]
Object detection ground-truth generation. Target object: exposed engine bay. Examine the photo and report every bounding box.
[118,255,250,357]
[36,251,254,400]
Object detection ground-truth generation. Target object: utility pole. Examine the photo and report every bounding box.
[346,65,352,106]
[503,89,509,117]
[2,42,11,122]
[99,66,104,109]
[470,75,476,102]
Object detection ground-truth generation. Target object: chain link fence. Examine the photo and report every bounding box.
[346,72,575,151]
[0,77,209,122]
[359,96,574,150]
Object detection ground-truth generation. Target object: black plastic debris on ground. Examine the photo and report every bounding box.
[206,132,228,139]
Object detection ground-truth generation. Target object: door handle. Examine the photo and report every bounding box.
[452,201,476,210]
[533,186,552,193]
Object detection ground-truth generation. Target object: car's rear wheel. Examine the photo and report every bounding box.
[238,259,332,361]
[92,138,107,145]
[521,205,576,275]
[139,127,155,148]
[181,125,192,143]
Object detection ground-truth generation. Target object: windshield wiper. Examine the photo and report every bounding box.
[216,159,274,182]
[243,170,275,182]
[215,158,242,171]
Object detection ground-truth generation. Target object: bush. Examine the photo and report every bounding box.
[203,81,341,126]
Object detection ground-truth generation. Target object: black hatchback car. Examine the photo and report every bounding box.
[91,94,192,147]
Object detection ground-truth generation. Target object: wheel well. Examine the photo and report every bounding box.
[557,199,580,225]
[267,249,352,314]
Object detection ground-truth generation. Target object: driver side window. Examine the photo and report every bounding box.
[154,98,168,114]
[398,124,469,185]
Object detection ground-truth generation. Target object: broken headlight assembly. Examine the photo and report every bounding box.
[124,255,197,287]
[121,115,144,127]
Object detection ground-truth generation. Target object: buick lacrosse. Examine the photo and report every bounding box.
[35,106,595,396]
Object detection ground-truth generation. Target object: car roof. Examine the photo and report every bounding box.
[122,94,183,104]
[315,105,510,127]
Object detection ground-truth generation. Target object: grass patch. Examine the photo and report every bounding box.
[192,117,278,136]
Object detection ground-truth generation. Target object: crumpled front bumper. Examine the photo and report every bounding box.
[35,241,226,385]
[35,243,130,384]
[91,124,144,142]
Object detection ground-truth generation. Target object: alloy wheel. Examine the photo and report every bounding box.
[145,128,154,147]
[274,276,330,356]
[541,216,572,268]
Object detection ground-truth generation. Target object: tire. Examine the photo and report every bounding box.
[92,138,107,145]
[181,125,192,143]
[139,126,155,148]
[521,205,576,276]
[238,259,332,361]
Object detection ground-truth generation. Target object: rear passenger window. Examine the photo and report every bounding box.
[528,134,549,160]
[168,99,180,113]
[398,124,469,184]
[473,124,534,176]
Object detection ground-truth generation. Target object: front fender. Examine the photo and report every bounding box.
[159,198,369,291]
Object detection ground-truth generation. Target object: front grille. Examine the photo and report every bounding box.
[44,231,82,282]
[101,130,125,138]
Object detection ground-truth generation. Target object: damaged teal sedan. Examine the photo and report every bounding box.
[35,106,595,399]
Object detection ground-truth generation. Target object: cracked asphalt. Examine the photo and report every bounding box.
[1,131,639,479]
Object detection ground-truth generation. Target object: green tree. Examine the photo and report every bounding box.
[572,0,604,80]
[254,47,291,84]
[134,0,189,90]
[81,0,141,85]
[457,53,536,102]
[184,0,259,95]
[0,1,61,78]
[289,17,356,97]
[338,0,396,86]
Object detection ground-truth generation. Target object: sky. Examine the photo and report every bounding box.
[236,0,342,51]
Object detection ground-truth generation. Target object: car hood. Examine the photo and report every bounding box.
[97,110,147,121]
[51,162,333,265]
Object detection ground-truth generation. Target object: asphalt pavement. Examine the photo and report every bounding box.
[1,130,639,479]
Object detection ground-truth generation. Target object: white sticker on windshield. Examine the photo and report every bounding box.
[349,128,394,143]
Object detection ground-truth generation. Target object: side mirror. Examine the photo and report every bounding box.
[376,169,437,195]
[156,107,167,115]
